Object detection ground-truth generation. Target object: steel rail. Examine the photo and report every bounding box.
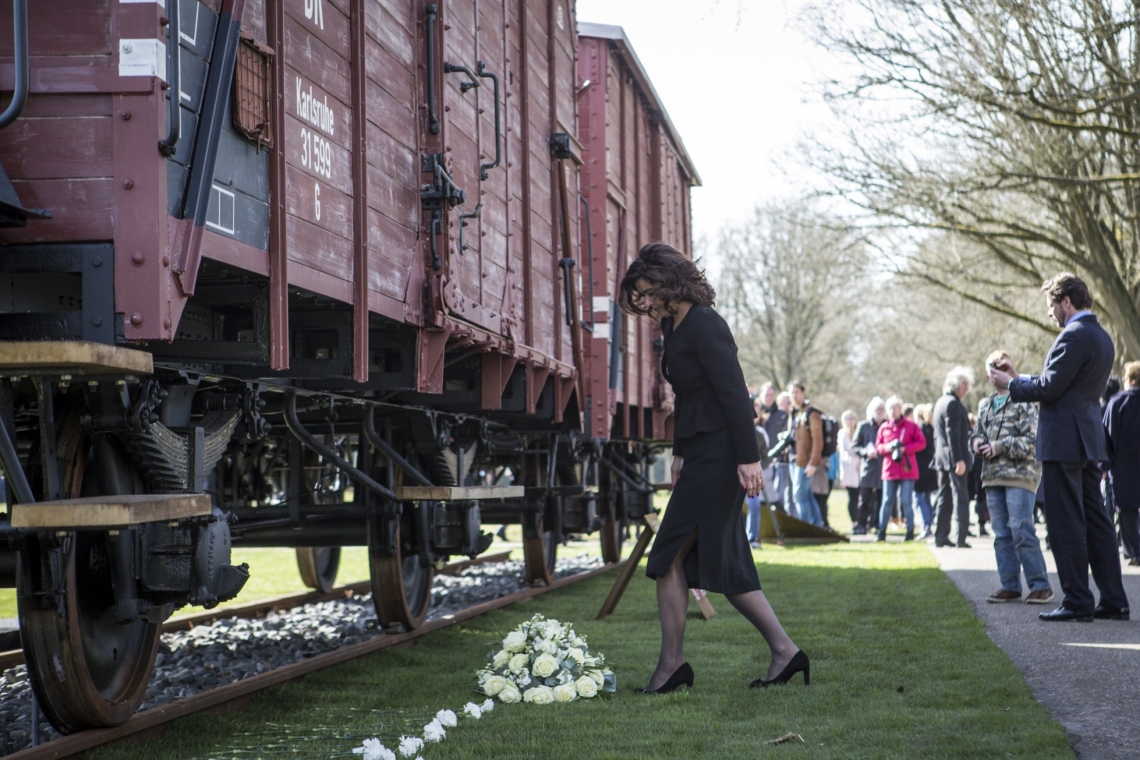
[0,551,512,671]
[5,559,625,760]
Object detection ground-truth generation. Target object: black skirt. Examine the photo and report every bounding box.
[645,429,762,594]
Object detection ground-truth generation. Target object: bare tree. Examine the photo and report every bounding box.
[715,200,867,393]
[806,0,1140,361]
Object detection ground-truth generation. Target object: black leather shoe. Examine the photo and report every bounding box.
[934,540,953,547]
[957,542,972,549]
[1039,606,1093,622]
[1093,604,1130,621]
[636,662,694,694]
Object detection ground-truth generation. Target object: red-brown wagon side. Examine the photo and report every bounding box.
[0,1,696,737]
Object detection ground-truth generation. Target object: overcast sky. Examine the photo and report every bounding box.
[575,0,835,246]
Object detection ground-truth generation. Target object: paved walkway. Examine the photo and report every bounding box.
[927,534,1140,759]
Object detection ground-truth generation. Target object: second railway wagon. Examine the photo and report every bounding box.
[0,0,697,736]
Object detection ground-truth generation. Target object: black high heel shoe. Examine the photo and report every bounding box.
[749,650,809,688]
[635,662,694,694]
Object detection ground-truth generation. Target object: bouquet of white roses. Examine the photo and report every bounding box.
[476,614,616,704]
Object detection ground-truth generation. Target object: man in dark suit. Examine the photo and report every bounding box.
[991,273,1130,622]
[1104,361,1140,566]
[932,367,975,547]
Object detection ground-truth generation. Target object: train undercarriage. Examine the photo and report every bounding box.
[0,345,660,732]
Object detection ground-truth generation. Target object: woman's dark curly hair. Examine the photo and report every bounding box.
[618,242,715,316]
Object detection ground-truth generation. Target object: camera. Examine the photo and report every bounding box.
[890,438,905,463]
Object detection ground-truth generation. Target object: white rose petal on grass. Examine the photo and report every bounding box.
[532,653,559,678]
[353,738,396,760]
[575,675,599,698]
[523,685,555,704]
[463,701,483,719]
[481,698,495,712]
[482,675,508,696]
[436,709,458,728]
[508,653,530,674]
[498,683,522,703]
[423,718,446,743]
[503,630,527,653]
[553,683,578,702]
[397,736,424,757]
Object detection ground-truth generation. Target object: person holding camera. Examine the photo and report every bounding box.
[973,350,1053,604]
[874,395,927,542]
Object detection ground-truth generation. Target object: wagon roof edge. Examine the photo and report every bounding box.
[578,21,701,187]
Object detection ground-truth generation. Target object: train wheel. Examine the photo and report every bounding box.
[370,524,433,631]
[523,518,558,586]
[296,547,341,593]
[19,419,160,733]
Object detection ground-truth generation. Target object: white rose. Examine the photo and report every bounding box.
[553,683,578,702]
[523,685,555,704]
[397,736,424,757]
[575,676,599,698]
[532,653,560,678]
[503,630,527,653]
[543,620,563,638]
[508,653,530,674]
[587,669,605,686]
[422,719,445,743]
[498,683,521,703]
[491,649,510,668]
[571,636,585,647]
[565,647,585,665]
[583,656,598,667]
[482,675,508,696]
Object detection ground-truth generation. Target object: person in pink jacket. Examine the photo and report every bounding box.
[875,395,928,542]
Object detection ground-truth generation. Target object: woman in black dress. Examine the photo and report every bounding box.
[620,243,808,693]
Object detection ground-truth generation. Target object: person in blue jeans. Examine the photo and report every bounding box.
[875,396,926,541]
[973,350,1054,604]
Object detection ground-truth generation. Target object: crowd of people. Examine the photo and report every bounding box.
[742,274,1138,619]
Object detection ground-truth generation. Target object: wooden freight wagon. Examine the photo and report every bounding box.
[576,22,699,443]
[0,1,696,737]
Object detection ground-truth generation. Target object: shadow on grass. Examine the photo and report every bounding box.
[87,552,1074,760]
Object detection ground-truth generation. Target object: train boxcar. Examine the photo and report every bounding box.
[576,22,699,445]
[0,1,696,736]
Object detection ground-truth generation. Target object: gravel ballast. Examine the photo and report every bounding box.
[0,554,602,755]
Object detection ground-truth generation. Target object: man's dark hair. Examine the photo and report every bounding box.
[1042,272,1093,310]
[618,242,715,316]
[787,379,806,392]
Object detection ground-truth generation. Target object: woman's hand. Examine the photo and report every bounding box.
[671,456,684,489]
[738,461,764,498]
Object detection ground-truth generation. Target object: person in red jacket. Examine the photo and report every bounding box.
[876,395,928,542]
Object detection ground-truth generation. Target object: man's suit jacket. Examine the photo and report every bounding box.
[932,393,972,471]
[1103,389,1140,507]
[1009,313,1114,462]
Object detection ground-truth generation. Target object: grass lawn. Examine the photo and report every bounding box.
[86,530,1073,760]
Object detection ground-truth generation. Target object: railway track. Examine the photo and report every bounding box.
[3,557,623,760]
[0,551,514,673]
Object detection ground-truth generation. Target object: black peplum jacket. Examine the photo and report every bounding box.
[662,305,760,464]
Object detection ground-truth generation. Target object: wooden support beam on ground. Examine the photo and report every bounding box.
[392,485,525,501]
[690,588,716,620]
[596,513,715,620]
[11,493,212,529]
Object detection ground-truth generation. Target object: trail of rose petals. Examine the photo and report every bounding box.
[352,699,495,758]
